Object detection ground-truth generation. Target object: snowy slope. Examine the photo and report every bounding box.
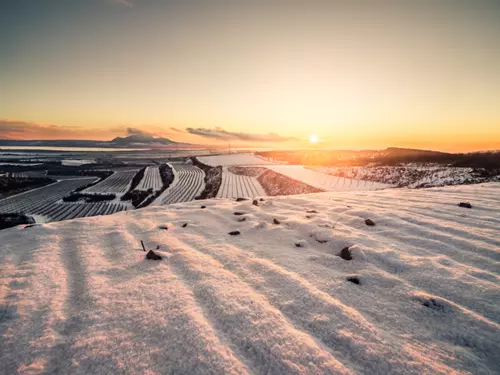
[1,183,499,375]
[197,153,276,166]
[268,165,393,191]
[217,167,266,198]
[136,166,162,191]
[311,165,497,188]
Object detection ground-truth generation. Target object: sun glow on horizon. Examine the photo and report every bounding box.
[309,134,319,144]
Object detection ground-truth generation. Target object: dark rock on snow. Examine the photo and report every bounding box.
[158,225,168,230]
[182,223,188,228]
[260,198,265,201]
[458,202,472,208]
[228,231,241,236]
[339,246,352,261]
[201,205,206,209]
[237,217,247,222]
[236,197,248,202]
[306,210,318,214]
[365,219,376,226]
[273,218,280,225]
[252,199,259,206]
[146,250,162,260]
[346,275,360,284]
[233,211,246,216]
[422,298,447,312]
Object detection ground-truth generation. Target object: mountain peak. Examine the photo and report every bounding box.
[111,134,176,145]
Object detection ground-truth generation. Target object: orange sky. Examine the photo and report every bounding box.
[1,1,499,152]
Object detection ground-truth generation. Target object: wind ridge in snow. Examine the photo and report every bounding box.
[0,183,499,374]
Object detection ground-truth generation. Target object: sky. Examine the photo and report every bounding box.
[1,0,500,151]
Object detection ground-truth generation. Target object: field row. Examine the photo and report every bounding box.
[216,168,266,199]
[35,201,127,222]
[159,164,205,205]
[0,178,96,215]
[136,166,162,191]
[84,170,137,194]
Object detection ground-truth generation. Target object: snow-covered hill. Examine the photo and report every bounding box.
[311,165,500,188]
[1,184,499,374]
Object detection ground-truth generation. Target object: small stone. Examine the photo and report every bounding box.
[259,198,265,201]
[233,211,246,216]
[273,218,280,225]
[158,225,168,230]
[365,219,376,226]
[295,240,308,248]
[346,275,360,284]
[146,250,162,260]
[156,245,160,250]
[228,231,241,236]
[458,202,472,209]
[252,200,259,206]
[182,223,188,228]
[339,247,352,261]
[306,210,318,214]
[306,215,313,219]
[237,217,247,222]
[201,205,206,209]
[236,197,248,202]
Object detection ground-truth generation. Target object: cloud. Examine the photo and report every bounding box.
[170,127,185,133]
[127,127,153,136]
[0,119,122,140]
[0,119,185,141]
[185,127,297,142]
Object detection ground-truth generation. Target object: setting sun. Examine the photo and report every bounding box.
[309,134,319,144]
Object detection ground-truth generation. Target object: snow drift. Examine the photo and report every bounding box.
[1,183,499,375]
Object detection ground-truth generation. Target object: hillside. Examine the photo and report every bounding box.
[1,184,499,374]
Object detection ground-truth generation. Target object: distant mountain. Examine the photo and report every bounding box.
[110,134,178,146]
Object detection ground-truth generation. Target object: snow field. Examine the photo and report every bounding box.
[42,201,128,222]
[217,167,266,198]
[0,177,127,223]
[312,165,482,188]
[159,164,205,205]
[0,178,95,217]
[268,165,392,191]
[84,170,137,194]
[1,183,498,374]
[197,152,276,167]
[136,166,162,191]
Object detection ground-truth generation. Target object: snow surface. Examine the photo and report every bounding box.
[155,164,205,205]
[197,153,277,166]
[84,170,137,195]
[1,183,499,374]
[136,166,162,191]
[61,159,95,167]
[311,166,489,188]
[217,167,266,198]
[268,165,393,191]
